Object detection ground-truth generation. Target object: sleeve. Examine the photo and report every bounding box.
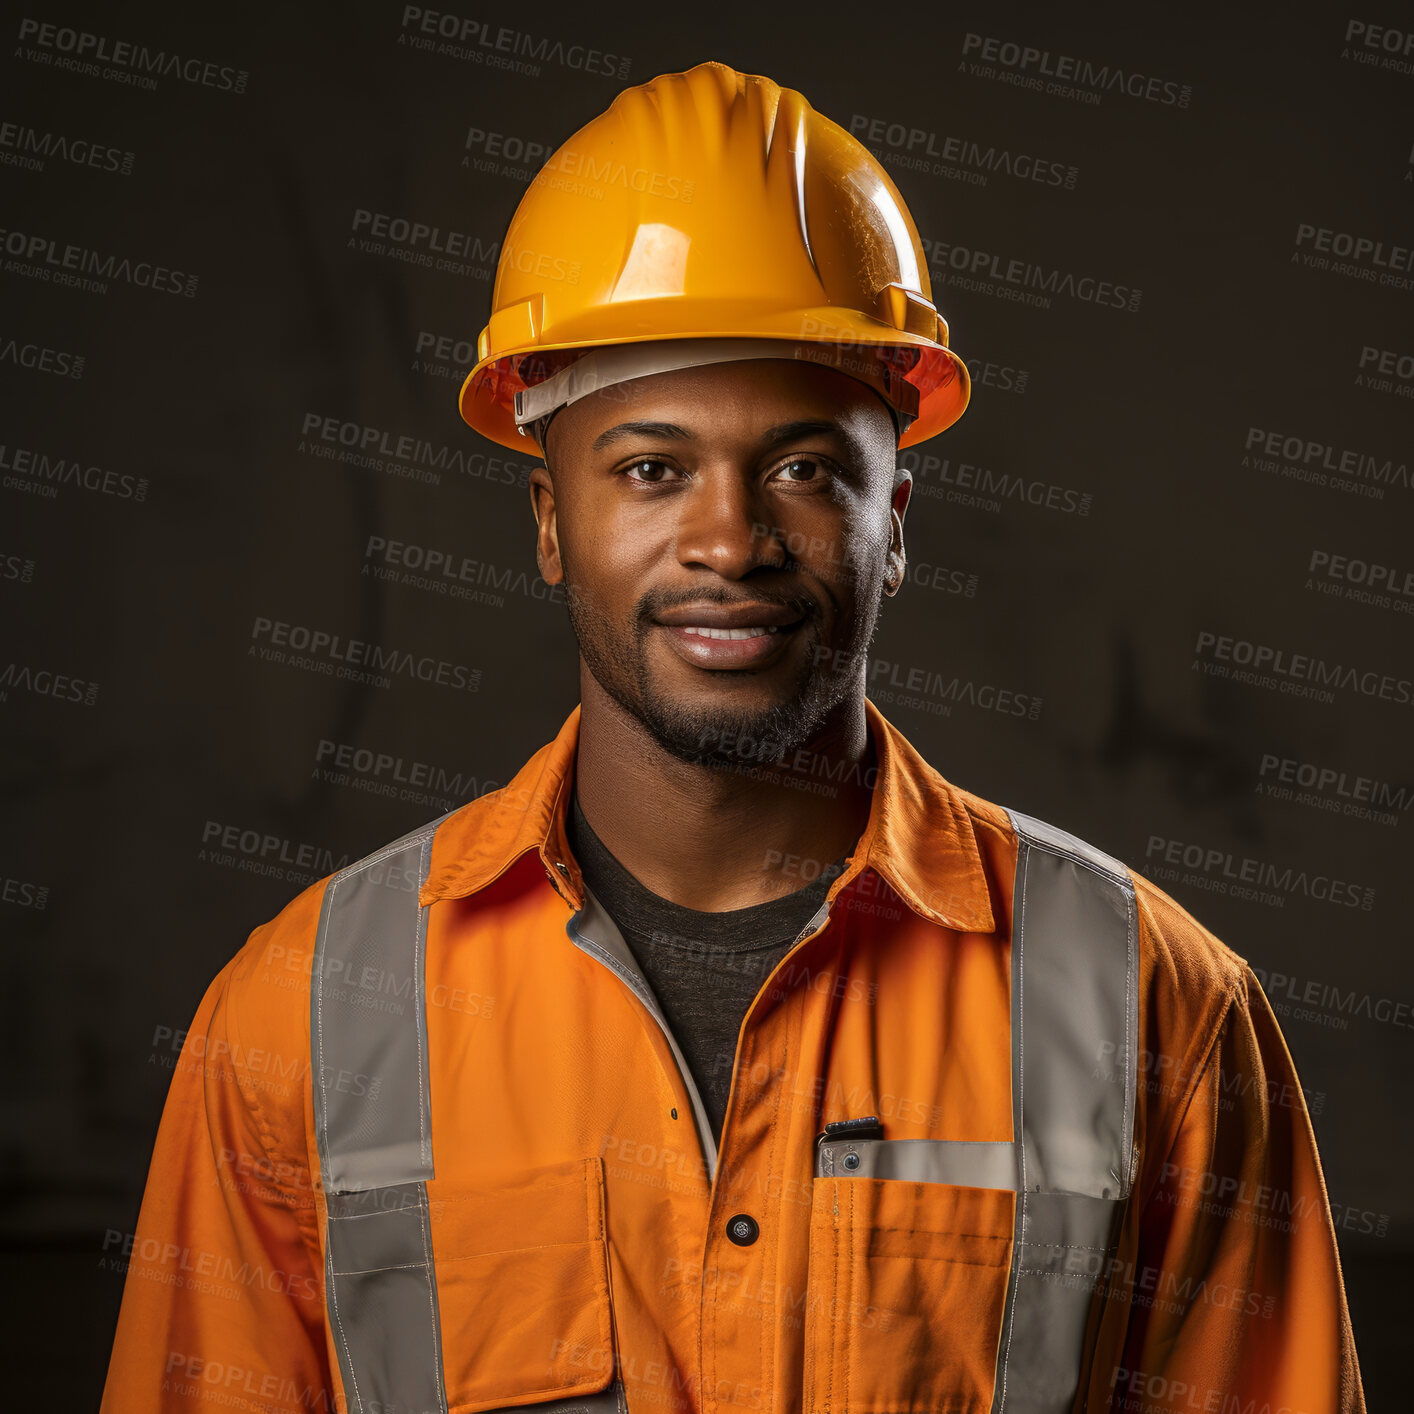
[99,952,334,1414]
[1110,966,1366,1413]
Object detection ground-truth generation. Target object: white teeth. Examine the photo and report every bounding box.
[681,625,781,640]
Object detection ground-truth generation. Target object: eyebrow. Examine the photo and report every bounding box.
[591,417,859,456]
[592,420,694,451]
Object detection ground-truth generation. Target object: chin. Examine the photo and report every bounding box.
[636,680,834,770]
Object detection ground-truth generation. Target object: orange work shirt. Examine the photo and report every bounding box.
[100,698,1366,1414]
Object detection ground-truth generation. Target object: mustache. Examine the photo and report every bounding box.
[640,589,819,620]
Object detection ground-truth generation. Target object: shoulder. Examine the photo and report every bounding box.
[960,785,1247,988]
[210,871,329,1180]
[957,785,1247,1065]
[1128,865,1248,1008]
[957,786,1253,1165]
[215,810,454,1174]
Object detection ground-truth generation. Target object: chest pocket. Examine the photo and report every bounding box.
[801,806,1140,1414]
[313,825,639,1414]
[803,1164,1016,1414]
[426,1157,622,1414]
[323,1156,625,1414]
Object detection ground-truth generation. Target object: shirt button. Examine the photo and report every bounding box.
[726,1213,759,1246]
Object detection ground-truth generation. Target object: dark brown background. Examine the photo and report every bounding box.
[3,2,1409,1406]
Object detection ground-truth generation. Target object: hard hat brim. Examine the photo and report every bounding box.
[459,311,970,455]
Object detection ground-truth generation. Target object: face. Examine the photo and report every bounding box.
[527,357,912,769]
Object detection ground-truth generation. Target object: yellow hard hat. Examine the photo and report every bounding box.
[458,60,969,452]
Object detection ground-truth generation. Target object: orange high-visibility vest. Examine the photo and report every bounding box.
[101,699,1366,1414]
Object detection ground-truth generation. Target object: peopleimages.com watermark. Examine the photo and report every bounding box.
[13,17,249,93]
[1242,425,1408,503]
[849,111,1078,191]
[1338,19,1414,77]
[247,616,482,693]
[396,7,631,79]
[312,737,490,812]
[298,412,535,490]
[1,875,48,909]
[0,552,36,584]
[1192,629,1413,708]
[198,819,354,889]
[898,446,1093,517]
[1252,965,1414,1035]
[958,31,1193,108]
[1255,751,1410,828]
[0,336,85,379]
[843,649,1041,723]
[0,119,135,176]
[1292,222,1413,293]
[347,207,549,282]
[1304,547,1414,616]
[1141,834,1375,911]
[0,439,148,502]
[364,534,564,609]
[0,225,198,298]
[921,234,1141,313]
[1355,343,1414,400]
[460,125,554,183]
[0,661,99,707]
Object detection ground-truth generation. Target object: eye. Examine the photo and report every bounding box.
[771,457,831,486]
[618,458,683,486]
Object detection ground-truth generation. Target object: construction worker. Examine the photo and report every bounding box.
[101,61,1365,1414]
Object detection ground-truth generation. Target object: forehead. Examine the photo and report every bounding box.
[550,356,894,448]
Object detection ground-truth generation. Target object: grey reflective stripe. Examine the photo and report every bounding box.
[1005,810,1137,1199]
[1002,1192,1125,1410]
[325,1183,447,1414]
[816,1137,1017,1188]
[311,815,457,1414]
[991,807,1138,1414]
[312,822,442,1192]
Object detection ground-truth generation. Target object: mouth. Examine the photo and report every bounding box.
[656,618,806,669]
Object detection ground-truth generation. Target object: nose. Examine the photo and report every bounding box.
[672,469,790,579]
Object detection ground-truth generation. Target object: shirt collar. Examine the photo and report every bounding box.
[419,697,996,934]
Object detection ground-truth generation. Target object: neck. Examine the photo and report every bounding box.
[571,671,875,911]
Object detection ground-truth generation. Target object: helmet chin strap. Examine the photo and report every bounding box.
[530,412,556,458]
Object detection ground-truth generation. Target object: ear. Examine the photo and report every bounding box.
[528,464,564,585]
[884,465,912,597]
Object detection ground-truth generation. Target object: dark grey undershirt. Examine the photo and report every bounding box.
[566,788,848,1147]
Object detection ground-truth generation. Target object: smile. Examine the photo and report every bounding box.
[679,625,784,640]
[658,619,804,669]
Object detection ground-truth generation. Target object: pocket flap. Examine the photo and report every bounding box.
[816,1136,1017,1188]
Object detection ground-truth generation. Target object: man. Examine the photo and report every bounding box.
[102,61,1365,1414]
